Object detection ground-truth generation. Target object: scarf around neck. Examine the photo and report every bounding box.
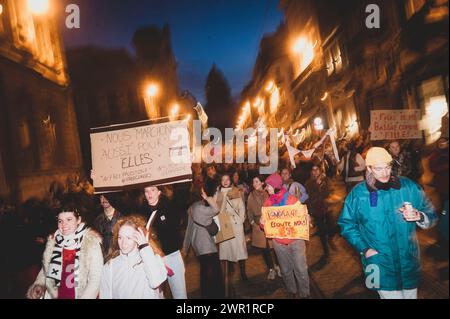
[365,171,401,207]
[48,223,88,293]
[267,188,289,206]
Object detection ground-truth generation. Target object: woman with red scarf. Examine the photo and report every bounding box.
[260,173,310,299]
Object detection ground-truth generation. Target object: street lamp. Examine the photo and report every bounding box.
[27,0,50,15]
[144,82,160,119]
[0,4,3,16]
[146,83,158,98]
[171,103,179,115]
[314,117,324,131]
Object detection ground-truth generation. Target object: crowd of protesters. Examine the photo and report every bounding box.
[0,128,448,299]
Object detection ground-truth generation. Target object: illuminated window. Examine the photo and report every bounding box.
[405,0,427,20]
[0,2,5,35]
[418,76,449,144]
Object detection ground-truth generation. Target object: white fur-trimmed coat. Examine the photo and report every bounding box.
[27,229,104,299]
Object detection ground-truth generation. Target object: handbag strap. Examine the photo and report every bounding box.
[193,220,207,228]
[226,197,241,216]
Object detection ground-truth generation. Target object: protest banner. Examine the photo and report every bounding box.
[370,110,422,140]
[90,118,192,193]
[262,202,309,240]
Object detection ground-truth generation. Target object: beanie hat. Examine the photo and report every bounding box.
[365,147,393,166]
[265,173,283,190]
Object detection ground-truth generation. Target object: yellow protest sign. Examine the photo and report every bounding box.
[262,202,309,240]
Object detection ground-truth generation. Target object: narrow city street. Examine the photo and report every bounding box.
[0,0,448,303]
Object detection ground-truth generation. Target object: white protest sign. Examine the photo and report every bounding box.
[90,119,192,193]
[370,110,422,140]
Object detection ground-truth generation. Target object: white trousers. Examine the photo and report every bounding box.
[378,289,417,299]
[164,250,187,299]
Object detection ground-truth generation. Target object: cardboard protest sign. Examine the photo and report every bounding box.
[370,110,422,140]
[90,119,192,193]
[262,202,309,241]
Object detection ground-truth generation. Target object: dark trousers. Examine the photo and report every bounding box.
[313,212,330,256]
[198,253,224,299]
[255,247,275,271]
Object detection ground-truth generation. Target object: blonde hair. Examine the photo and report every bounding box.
[105,215,163,264]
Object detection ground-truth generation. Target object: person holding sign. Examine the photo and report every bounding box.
[260,173,310,299]
[143,186,187,299]
[338,147,437,299]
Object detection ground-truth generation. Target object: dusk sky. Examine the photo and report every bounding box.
[60,0,284,103]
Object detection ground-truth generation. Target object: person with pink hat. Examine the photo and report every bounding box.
[260,173,310,299]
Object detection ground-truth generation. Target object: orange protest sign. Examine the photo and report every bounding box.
[262,202,309,241]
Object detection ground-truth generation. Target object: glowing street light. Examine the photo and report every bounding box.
[27,0,50,15]
[265,81,275,92]
[171,103,179,116]
[0,4,3,16]
[314,117,324,131]
[144,82,160,119]
[253,97,262,108]
[292,37,308,54]
[146,83,159,98]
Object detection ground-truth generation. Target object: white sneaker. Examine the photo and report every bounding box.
[274,265,282,277]
[267,269,276,280]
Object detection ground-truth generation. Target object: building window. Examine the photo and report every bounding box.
[325,41,344,76]
[0,2,4,35]
[405,0,427,20]
[418,76,449,144]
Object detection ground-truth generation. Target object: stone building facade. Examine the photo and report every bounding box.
[0,0,82,202]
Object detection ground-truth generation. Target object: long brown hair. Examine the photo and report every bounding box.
[105,215,163,264]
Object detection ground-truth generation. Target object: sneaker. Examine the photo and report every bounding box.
[274,265,282,277]
[267,269,276,280]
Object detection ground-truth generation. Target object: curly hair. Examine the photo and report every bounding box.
[104,215,163,264]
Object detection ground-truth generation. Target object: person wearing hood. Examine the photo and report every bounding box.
[260,173,311,299]
[338,147,437,299]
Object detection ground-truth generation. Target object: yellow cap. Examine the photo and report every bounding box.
[365,147,393,166]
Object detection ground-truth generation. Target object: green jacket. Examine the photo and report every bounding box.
[338,177,437,291]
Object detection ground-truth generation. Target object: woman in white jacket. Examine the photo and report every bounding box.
[27,200,103,299]
[99,215,168,299]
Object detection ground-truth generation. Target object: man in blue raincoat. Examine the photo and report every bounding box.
[338,147,437,299]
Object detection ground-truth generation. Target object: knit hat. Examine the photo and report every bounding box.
[265,173,283,190]
[365,147,393,166]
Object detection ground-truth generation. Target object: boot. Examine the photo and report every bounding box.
[239,260,248,281]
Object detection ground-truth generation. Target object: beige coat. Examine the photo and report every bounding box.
[27,229,104,299]
[215,187,248,262]
[247,189,269,248]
